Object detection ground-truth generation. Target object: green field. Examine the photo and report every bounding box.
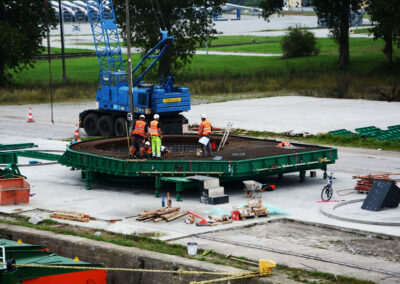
[203,37,398,56]
[1,35,400,105]
[43,47,94,54]
[352,28,372,34]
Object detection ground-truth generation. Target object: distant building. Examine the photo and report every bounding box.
[283,0,314,11]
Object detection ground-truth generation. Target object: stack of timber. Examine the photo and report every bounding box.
[353,174,398,193]
[50,211,90,222]
[137,207,188,223]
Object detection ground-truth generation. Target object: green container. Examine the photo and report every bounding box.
[0,238,105,283]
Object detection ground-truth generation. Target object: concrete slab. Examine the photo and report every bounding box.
[2,96,400,138]
[322,198,400,226]
[172,236,400,284]
[186,96,400,134]
[1,98,400,282]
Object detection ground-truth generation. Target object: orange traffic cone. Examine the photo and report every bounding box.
[27,107,34,123]
[71,124,81,144]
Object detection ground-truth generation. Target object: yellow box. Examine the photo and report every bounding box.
[259,259,276,274]
[163,97,181,103]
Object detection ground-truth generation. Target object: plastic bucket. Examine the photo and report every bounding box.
[231,211,240,221]
[210,141,217,151]
[187,242,198,256]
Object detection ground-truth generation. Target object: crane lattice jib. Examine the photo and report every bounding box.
[87,0,123,72]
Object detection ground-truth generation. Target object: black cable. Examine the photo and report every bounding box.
[45,0,54,124]
[154,0,167,31]
[149,0,161,31]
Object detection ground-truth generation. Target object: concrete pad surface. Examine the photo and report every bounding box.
[1,97,400,282]
[186,96,400,134]
[2,96,400,138]
[173,236,400,284]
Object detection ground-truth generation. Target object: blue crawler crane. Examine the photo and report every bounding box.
[79,0,191,136]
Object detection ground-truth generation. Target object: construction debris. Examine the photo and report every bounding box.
[208,215,233,225]
[50,211,90,222]
[232,199,269,220]
[283,130,311,137]
[353,174,399,193]
[137,207,187,223]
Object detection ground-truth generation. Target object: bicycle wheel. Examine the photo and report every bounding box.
[321,185,333,201]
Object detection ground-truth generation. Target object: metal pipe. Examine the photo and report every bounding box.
[125,0,134,133]
[58,0,67,83]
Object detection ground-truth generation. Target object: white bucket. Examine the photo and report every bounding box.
[187,242,198,256]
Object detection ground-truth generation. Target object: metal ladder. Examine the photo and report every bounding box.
[217,122,233,151]
[1,246,6,269]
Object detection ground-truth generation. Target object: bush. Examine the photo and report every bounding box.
[281,27,320,58]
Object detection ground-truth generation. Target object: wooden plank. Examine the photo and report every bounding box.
[50,212,89,222]
[166,211,188,222]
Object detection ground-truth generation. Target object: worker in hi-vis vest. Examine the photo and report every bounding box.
[129,114,148,158]
[149,114,162,158]
[198,113,212,157]
[139,141,152,158]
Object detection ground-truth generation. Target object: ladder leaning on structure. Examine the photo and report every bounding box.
[218,122,233,151]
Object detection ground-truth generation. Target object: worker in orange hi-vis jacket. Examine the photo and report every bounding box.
[139,141,152,159]
[129,114,148,158]
[198,113,212,157]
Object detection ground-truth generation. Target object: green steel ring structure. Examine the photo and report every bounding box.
[58,135,338,200]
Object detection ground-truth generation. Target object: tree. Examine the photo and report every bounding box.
[0,1,56,86]
[281,27,320,58]
[259,0,283,20]
[114,0,224,78]
[366,0,400,66]
[313,0,361,68]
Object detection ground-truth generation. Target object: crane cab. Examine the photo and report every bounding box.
[97,71,129,112]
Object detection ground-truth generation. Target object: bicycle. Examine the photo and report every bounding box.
[321,173,334,201]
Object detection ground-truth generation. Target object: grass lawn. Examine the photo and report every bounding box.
[42,47,94,54]
[202,37,398,57]
[352,28,372,34]
[10,52,391,85]
[2,35,400,105]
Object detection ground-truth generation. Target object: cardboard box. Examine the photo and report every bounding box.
[248,199,262,208]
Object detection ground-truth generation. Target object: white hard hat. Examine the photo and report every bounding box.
[201,113,206,119]
[154,114,160,119]
[140,114,145,119]
[161,146,165,151]
[145,141,150,146]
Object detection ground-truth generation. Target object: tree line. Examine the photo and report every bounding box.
[261,0,400,68]
[0,0,399,87]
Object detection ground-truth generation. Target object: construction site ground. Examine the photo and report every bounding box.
[1,97,400,283]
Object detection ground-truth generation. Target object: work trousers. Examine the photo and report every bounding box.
[151,136,161,158]
[200,135,211,157]
[132,134,145,155]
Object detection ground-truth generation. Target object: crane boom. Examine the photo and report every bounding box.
[79,0,191,138]
[87,0,124,72]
